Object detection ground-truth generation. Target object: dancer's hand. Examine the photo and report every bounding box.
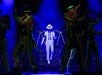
[41,42,44,45]
[67,4,80,19]
[41,42,43,45]
[41,37,45,45]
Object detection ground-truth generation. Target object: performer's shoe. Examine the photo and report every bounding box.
[48,60,50,64]
[33,66,38,74]
[5,68,10,73]
[13,66,21,73]
[97,66,102,72]
[59,70,64,74]
[59,68,64,74]
[80,68,85,73]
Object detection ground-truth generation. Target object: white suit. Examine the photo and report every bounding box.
[41,31,56,64]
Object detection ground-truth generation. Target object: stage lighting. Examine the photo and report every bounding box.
[3,0,13,6]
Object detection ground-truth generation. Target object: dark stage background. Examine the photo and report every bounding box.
[0,0,102,73]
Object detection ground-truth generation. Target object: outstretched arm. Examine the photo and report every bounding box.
[88,18,99,28]
[96,30,102,35]
[41,37,45,45]
[90,28,102,35]
[76,15,86,22]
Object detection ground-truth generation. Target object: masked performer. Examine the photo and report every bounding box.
[0,10,10,72]
[12,7,38,73]
[60,3,87,73]
[85,16,102,71]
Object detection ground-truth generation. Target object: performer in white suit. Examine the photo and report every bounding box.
[41,24,56,64]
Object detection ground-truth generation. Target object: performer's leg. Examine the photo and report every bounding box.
[93,41,102,71]
[2,39,9,72]
[12,40,22,68]
[24,36,38,73]
[19,48,25,68]
[46,44,50,64]
[32,39,37,49]
[84,41,92,70]
[50,43,54,60]
[60,43,72,73]
[66,48,76,71]
[75,34,85,72]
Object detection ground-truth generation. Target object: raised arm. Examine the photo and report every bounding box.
[22,15,32,24]
[64,13,75,21]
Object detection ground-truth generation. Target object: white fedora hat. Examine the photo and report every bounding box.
[46,24,53,29]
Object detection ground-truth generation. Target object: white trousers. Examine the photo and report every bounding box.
[45,40,54,61]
